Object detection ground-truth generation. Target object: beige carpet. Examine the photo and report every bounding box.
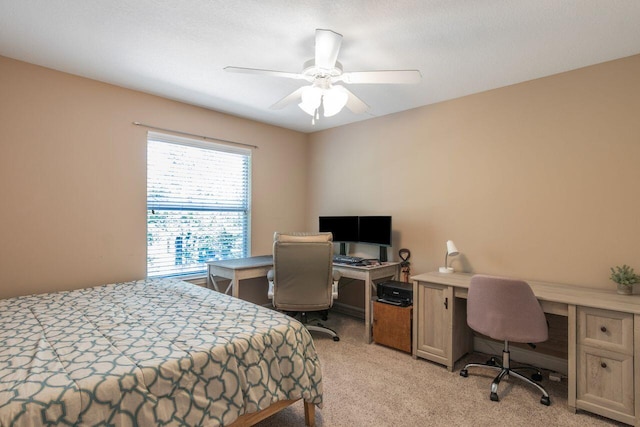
[255,312,624,427]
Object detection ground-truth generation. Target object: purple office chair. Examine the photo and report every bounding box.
[459,274,551,406]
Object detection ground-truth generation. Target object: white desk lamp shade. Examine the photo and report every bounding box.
[446,240,459,257]
[439,240,460,273]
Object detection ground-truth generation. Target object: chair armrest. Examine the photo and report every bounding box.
[267,269,274,299]
[332,269,342,282]
[331,269,341,300]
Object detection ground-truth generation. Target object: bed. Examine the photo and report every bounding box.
[0,278,322,426]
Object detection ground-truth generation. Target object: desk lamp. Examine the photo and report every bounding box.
[438,240,459,273]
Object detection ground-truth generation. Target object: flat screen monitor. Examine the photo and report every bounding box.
[318,216,359,242]
[358,216,392,247]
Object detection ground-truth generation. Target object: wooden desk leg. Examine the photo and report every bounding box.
[208,273,218,291]
[567,304,576,412]
[230,273,239,298]
[364,275,372,343]
[304,401,315,427]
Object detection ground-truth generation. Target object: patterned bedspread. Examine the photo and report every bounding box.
[0,278,323,426]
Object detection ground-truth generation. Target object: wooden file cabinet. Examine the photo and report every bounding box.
[372,301,412,353]
[576,307,635,425]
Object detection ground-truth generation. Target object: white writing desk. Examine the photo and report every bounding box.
[207,255,274,296]
[207,256,401,343]
[412,271,640,425]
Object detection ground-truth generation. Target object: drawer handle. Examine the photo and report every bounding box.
[601,362,607,369]
[600,326,607,333]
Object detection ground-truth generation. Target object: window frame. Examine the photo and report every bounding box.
[146,131,252,279]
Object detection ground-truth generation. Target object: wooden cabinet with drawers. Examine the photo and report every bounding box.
[576,307,636,425]
[412,271,640,426]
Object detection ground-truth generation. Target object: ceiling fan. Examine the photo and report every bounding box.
[224,29,422,123]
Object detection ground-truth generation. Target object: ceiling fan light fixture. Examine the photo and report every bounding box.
[298,100,317,116]
[301,86,322,108]
[229,29,420,120]
[299,85,323,116]
[322,87,348,117]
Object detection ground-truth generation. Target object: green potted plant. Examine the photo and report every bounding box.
[610,265,640,295]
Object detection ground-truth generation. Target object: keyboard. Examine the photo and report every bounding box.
[333,255,364,265]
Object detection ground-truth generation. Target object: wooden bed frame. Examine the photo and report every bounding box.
[229,399,315,427]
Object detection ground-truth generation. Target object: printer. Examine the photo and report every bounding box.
[376,280,413,307]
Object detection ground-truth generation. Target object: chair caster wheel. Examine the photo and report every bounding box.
[490,392,499,402]
[321,314,328,321]
[540,396,551,406]
[487,358,496,366]
[532,372,543,382]
[460,369,468,377]
[333,336,340,342]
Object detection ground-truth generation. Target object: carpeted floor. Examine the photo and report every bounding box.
[255,312,624,426]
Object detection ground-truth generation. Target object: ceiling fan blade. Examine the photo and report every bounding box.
[315,29,342,70]
[337,70,422,84]
[333,86,369,114]
[224,66,309,81]
[270,86,307,110]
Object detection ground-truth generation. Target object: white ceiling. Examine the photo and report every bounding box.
[1,1,640,133]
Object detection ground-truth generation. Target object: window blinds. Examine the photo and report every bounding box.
[146,132,250,278]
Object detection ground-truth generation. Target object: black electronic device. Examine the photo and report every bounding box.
[377,280,413,307]
[332,255,364,265]
[319,216,359,242]
[358,215,392,262]
[358,216,392,246]
[319,216,359,255]
[319,215,393,259]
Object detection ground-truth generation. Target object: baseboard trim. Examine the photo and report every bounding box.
[332,302,364,319]
[473,337,568,375]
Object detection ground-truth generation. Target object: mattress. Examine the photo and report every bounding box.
[0,278,322,426]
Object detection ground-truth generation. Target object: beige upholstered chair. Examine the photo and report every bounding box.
[460,274,551,406]
[267,232,341,341]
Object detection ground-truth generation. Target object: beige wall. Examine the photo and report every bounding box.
[308,55,640,290]
[2,53,639,300]
[0,56,308,299]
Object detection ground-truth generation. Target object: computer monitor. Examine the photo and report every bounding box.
[358,216,392,261]
[358,216,392,246]
[318,216,359,243]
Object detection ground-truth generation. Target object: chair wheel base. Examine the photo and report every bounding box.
[460,369,468,377]
[540,395,551,406]
[332,336,340,342]
[490,392,499,402]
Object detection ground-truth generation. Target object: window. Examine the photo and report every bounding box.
[146,132,250,278]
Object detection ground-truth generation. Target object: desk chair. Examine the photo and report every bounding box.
[267,232,341,341]
[460,274,551,406]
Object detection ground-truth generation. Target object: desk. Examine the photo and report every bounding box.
[207,255,273,297]
[207,256,401,343]
[412,271,640,425]
[330,261,401,343]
